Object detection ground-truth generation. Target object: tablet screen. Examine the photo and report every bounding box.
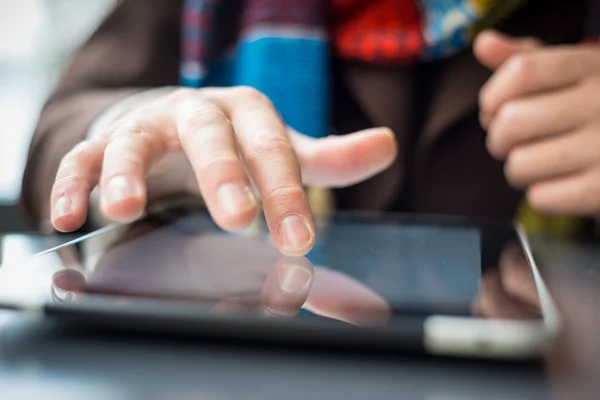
[0,206,542,326]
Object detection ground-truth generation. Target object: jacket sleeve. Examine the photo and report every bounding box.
[587,0,600,38]
[20,0,182,230]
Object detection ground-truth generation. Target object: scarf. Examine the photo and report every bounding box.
[181,0,528,139]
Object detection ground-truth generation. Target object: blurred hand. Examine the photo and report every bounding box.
[475,30,600,216]
[50,86,397,255]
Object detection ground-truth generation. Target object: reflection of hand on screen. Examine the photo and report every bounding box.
[210,256,315,317]
[472,243,541,320]
[303,267,391,326]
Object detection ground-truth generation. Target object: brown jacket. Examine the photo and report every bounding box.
[20,0,586,230]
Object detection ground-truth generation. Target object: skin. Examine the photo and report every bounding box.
[50,29,600,256]
[50,87,398,256]
[475,31,600,216]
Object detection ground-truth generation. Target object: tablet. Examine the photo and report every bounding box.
[0,200,558,359]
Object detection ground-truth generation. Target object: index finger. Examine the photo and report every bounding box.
[220,87,315,256]
[480,47,600,124]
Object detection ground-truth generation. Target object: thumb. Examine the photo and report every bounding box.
[474,29,542,70]
[290,127,398,188]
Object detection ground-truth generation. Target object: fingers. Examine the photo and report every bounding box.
[51,139,107,232]
[480,47,600,127]
[176,94,258,231]
[290,127,398,187]
[222,87,315,256]
[504,130,600,188]
[99,125,165,222]
[474,30,542,71]
[260,256,314,317]
[486,86,592,159]
[51,86,399,245]
[527,168,600,215]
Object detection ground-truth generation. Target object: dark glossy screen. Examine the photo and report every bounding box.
[0,207,542,325]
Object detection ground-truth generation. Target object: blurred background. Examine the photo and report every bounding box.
[0,0,115,231]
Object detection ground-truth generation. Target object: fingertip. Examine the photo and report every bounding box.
[101,197,146,223]
[475,30,542,70]
[277,213,315,257]
[361,126,399,169]
[210,183,260,231]
[100,176,147,223]
[358,126,395,140]
[376,126,396,140]
[485,135,507,162]
[474,30,510,69]
[379,126,399,160]
[278,241,315,257]
[474,30,494,54]
[52,214,86,233]
[479,110,491,130]
[51,192,88,232]
[475,29,507,47]
[214,205,259,232]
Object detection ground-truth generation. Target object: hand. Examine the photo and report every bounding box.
[475,30,600,216]
[49,224,384,322]
[50,87,397,255]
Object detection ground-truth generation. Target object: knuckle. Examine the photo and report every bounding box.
[489,104,521,156]
[496,103,521,132]
[479,86,494,115]
[183,108,230,133]
[196,156,240,178]
[486,133,506,161]
[109,127,154,149]
[526,186,550,212]
[244,132,293,163]
[63,141,96,163]
[264,183,305,205]
[504,149,529,186]
[234,86,270,104]
[507,54,535,87]
[111,124,146,139]
[53,174,89,193]
[107,126,165,163]
[485,138,502,161]
[58,141,101,177]
[167,87,201,103]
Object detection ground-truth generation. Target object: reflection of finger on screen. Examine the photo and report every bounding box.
[210,297,258,315]
[303,267,391,326]
[499,244,540,306]
[51,269,87,303]
[260,256,314,317]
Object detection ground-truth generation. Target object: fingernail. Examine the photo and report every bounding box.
[54,195,73,219]
[105,176,143,204]
[278,263,312,294]
[216,183,256,216]
[380,126,395,138]
[279,214,313,253]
